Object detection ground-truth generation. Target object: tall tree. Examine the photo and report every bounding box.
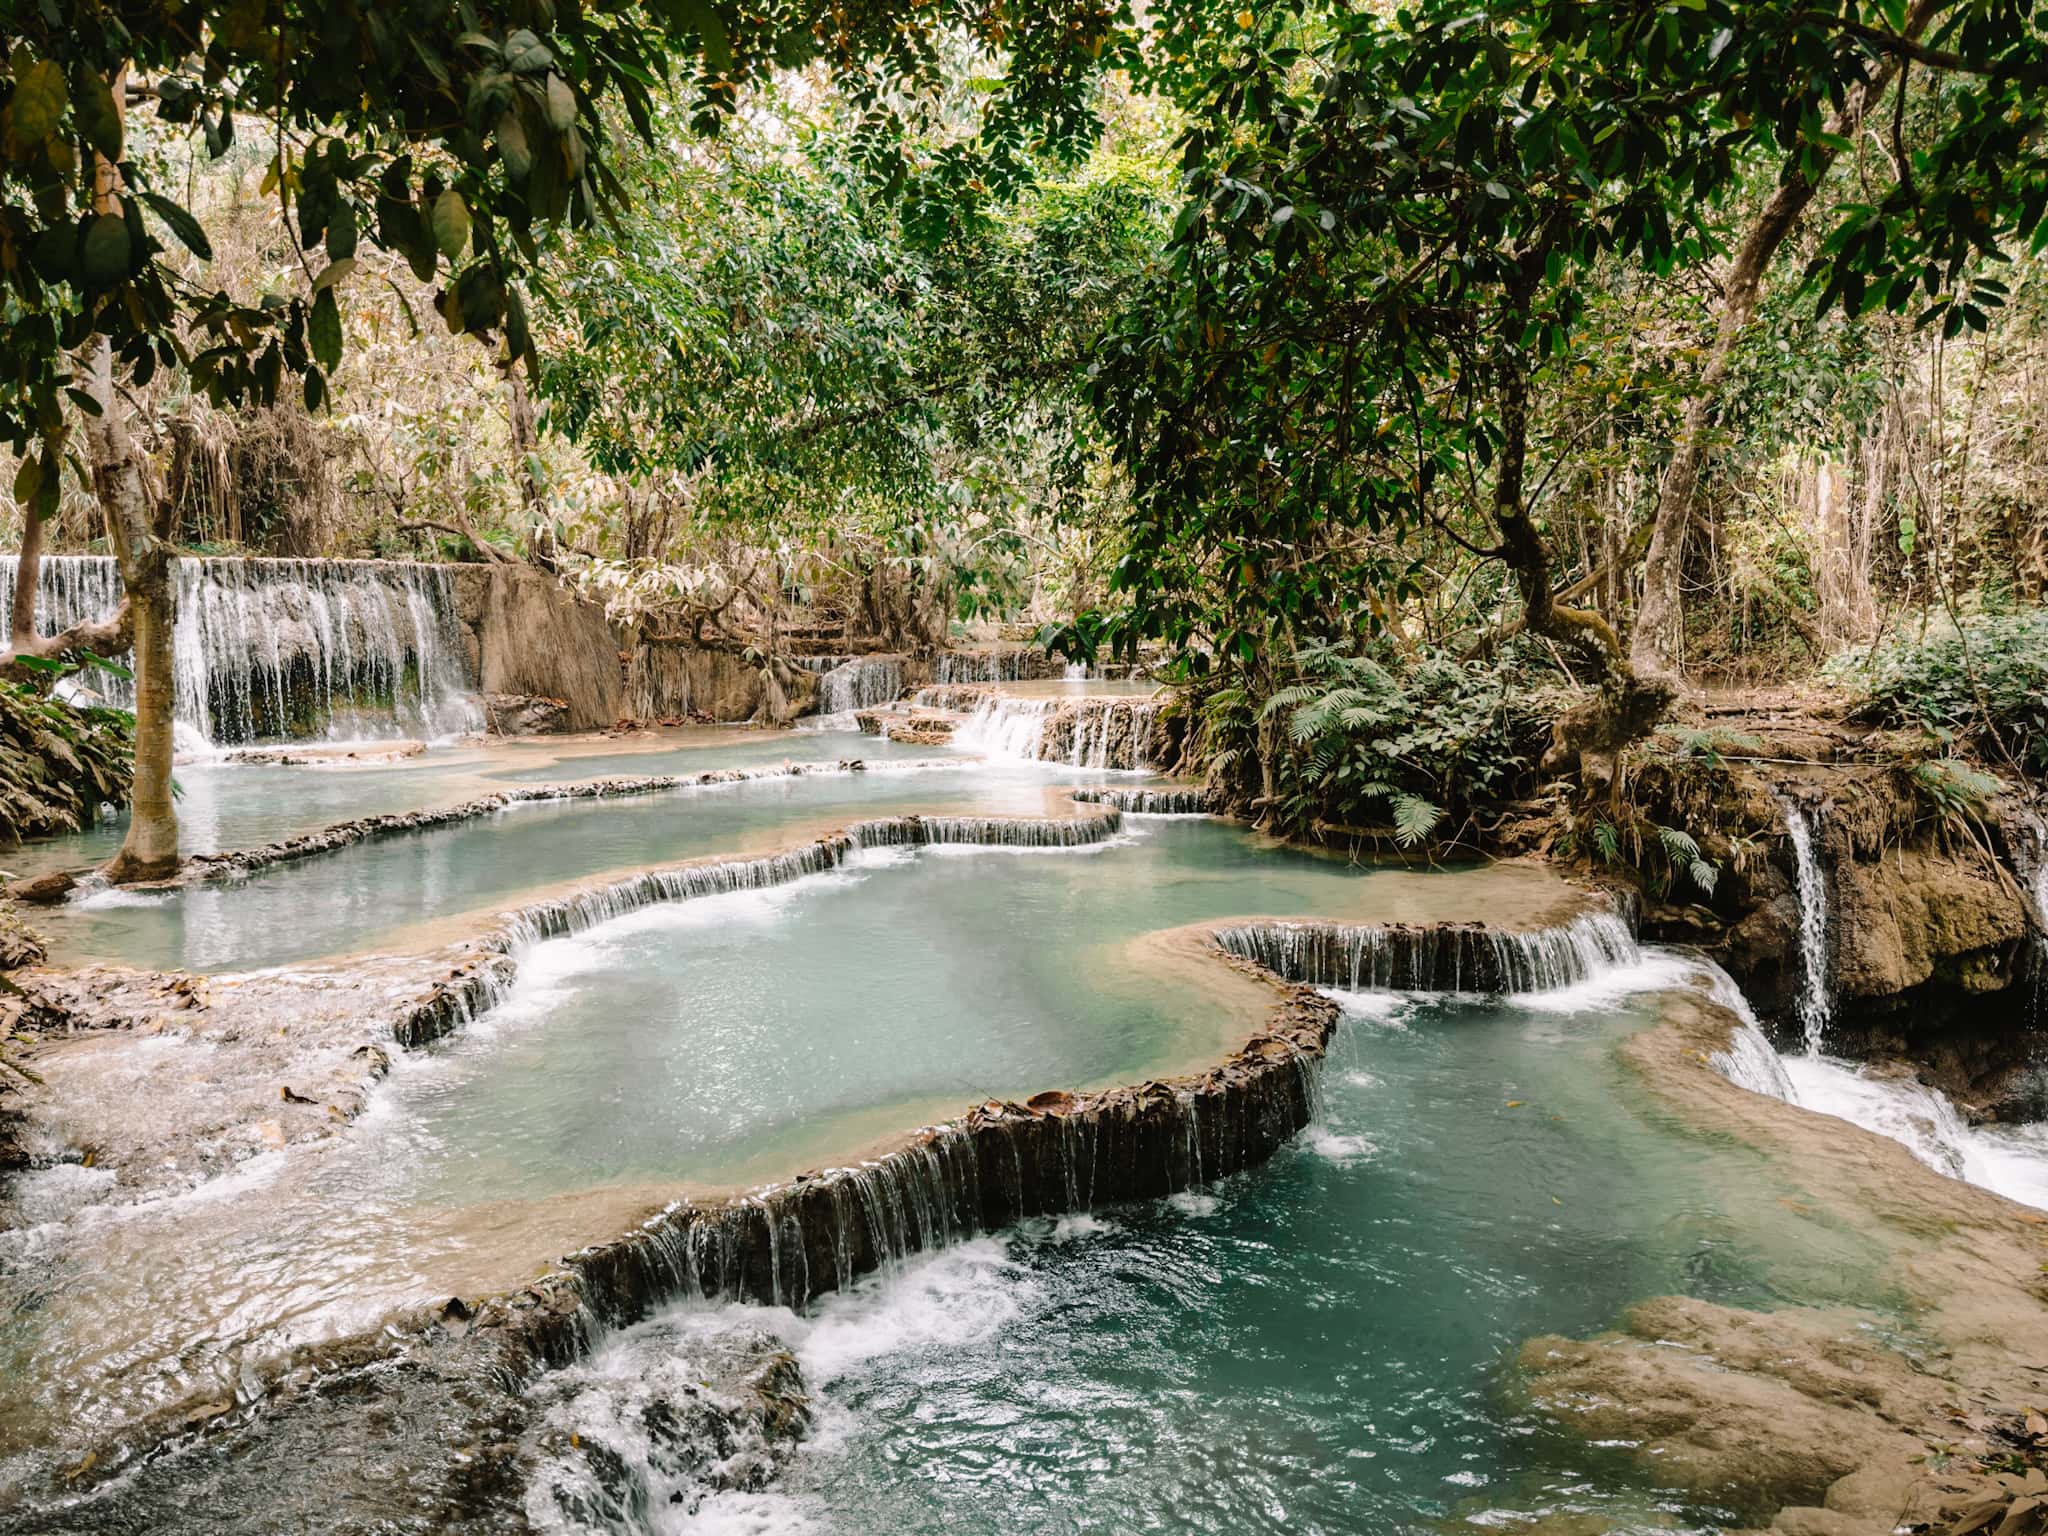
[0,1,1131,879]
[1073,0,2048,773]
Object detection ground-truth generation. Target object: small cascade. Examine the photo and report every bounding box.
[563,997,1334,1324]
[1040,699,1165,770]
[950,693,1164,770]
[0,554,481,745]
[396,811,1127,1043]
[1070,786,1209,815]
[936,649,1033,684]
[1215,908,1638,995]
[814,656,903,718]
[1778,797,1833,1054]
[952,694,1056,760]
[1063,662,1089,682]
[1690,957,1797,1102]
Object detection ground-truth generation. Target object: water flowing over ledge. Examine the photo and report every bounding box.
[407,887,1644,1358]
[135,758,964,891]
[394,809,1130,1048]
[944,690,1170,769]
[1069,785,1212,815]
[0,554,480,745]
[1212,906,1639,993]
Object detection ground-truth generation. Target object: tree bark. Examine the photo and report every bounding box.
[80,69,180,882]
[80,338,179,881]
[1632,0,1945,681]
[9,503,43,652]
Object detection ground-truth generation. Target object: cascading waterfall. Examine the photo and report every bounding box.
[951,694,1055,760]
[936,649,1031,684]
[813,656,903,718]
[1213,908,1639,995]
[1070,786,1210,815]
[0,554,481,745]
[397,811,1128,1045]
[950,692,1163,770]
[1778,797,1833,1054]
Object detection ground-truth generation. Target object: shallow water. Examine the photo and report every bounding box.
[0,729,919,884]
[0,820,1411,1474]
[532,973,1889,1536]
[36,759,1130,971]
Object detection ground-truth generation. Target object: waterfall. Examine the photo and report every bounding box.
[951,693,1163,770]
[813,656,903,718]
[1777,797,1833,1054]
[1070,786,1210,815]
[1689,957,1797,1102]
[0,554,481,746]
[936,649,1032,684]
[952,694,1055,760]
[1212,908,1639,994]
[396,811,1128,1044]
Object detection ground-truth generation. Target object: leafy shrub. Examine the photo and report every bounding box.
[1257,642,1552,846]
[1825,607,2048,774]
[0,683,134,846]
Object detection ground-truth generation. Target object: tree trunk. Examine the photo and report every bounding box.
[78,338,179,880]
[80,75,180,881]
[9,503,42,651]
[1491,347,1671,792]
[1632,0,1944,681]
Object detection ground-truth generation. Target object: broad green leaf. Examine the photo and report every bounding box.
[310,286,344,370]
[79,213,131,286]
[505,29,553,73]
[498,111,532,180]
[431,189,471,259]
[140,193,214,260]
[71,65,121,159]
[10,59,66,144]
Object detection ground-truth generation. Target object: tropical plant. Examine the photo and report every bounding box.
[1827,607,2048,774]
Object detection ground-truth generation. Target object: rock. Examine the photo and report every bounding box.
[1831,842,2031,1000]
[624,642,820,724]
[483,692,572,736]
[477,564,621,731]
[7,871,76,907]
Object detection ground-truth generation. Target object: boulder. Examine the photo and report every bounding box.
[476,565,621,732]
[483,693,572,736]
[1831,841,2031,1000]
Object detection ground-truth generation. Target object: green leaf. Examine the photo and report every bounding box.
[310,285,344,371]
[140,192,214,260]
[431,190,471,259]
[504,29,553,73]
[79,214,130,286]
[497,111,532,180]
[676,0,734,71]
[10,59,67,144]
[71,65,121,159]
[12,454,41,506]
[312,256,355,291]
[545,72,576,132]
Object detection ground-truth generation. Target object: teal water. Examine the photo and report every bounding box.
[544,979,1888,1536]
[37,760,1123,972]
[0,820,1395,1460]
[0,729,913,884]
[404,819,1396,1202]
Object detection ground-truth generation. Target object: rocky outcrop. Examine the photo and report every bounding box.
[626,641,819,725]
[476,564,621,732]
[1517,988,2048,1535]
[1831,839,2031,1003]
[483,692,572,735]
